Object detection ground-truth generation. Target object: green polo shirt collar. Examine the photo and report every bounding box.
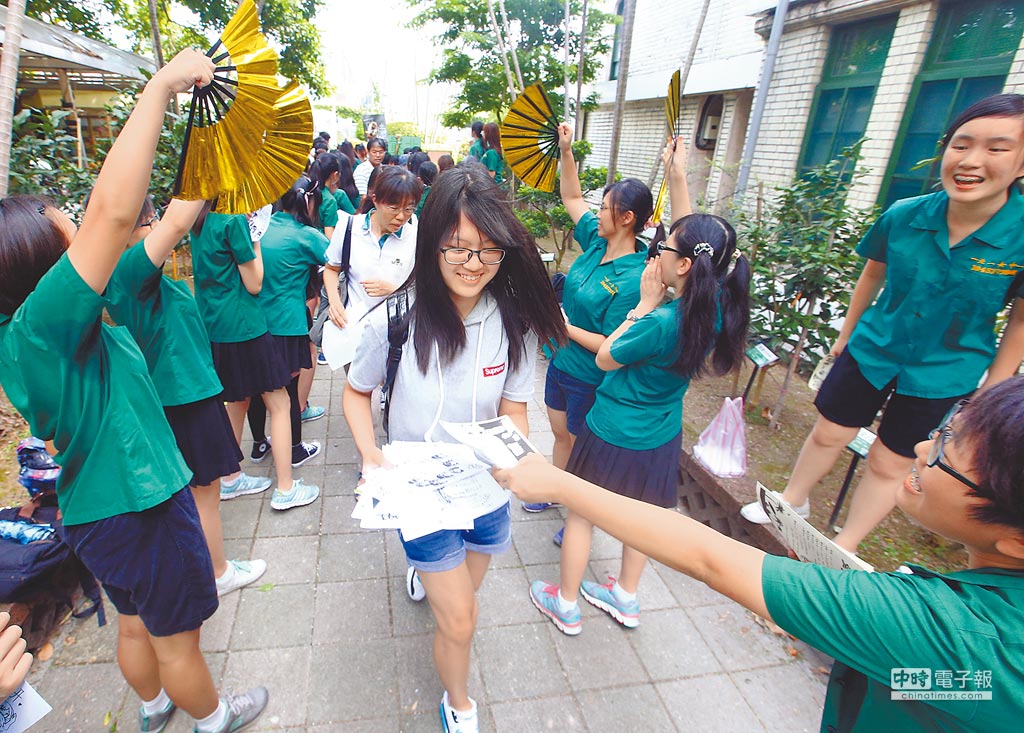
[909,187,1024,250]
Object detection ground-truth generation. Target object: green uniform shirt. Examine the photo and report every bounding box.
[468,139,485,161]
[552,211,645,386]
[416,186,430,217]
[586,301,689,449]
[190,212,268,343]
[763,555,1024,733]
[334,189,357,215]
[107,243,223,406]
[257,212,329,336]
[319,194,340,234]
[482,148,503,184]
[849,189,1024,399]
[0,255,190,525]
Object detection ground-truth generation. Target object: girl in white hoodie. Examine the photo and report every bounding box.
[343,164,567,733]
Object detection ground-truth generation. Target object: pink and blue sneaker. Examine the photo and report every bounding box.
[529,581,581,636]
[580,578,640,628]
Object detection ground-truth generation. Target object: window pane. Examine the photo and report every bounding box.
[931,0,1024,65]
[826,16,898,80]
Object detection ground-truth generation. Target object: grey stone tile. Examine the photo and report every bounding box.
[652,560,726,608]
[314,579,391,643]
[36,661,129,732]
[658,675,766,732]
[323,462,362,497]
[491,695,586,732]
[324,436,360,464]
[394,633,481,716]
[389,574,436,637]
[730,664,827,733]
[231,584,314,650]
[686,603,792,672]
[221,646,310,729]
[327,413,357,439]
[319,532,387,582]
[255,494,322,538]
[488,541,522,569]
[628,608,723,681]
[476,566,536,628]
[308,639,399,723]
[511,517,565,566]
[299,413,329,442]
[578,684,674,732]
[220,496,262,539]
[53,605,120,666]
[200,590,240,653]
[550,613,647,691]
[223,537,254,564]
[321,494,363,534]
[251,535,319,586]
[385,528,410,577]
[476,624,570,701]
[588,527,623,561]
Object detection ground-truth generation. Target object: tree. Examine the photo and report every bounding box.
[741,141,878,427]
[21,0,119,41]
[410,0,614,125]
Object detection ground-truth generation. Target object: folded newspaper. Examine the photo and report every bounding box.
[757,483,874,572]
[351,416,539,540]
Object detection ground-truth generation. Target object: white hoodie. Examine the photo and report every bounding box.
[347,291,538,443]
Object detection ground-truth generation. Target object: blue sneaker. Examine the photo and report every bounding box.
[140,699,175,732]
[522,501,559,513]
[580,578,640,628]
[552,525,565,547]
[220,473,272,500]
[300,405,325,422]
[271,478,320,511]
[529,581,581,635]
[316,351,328,366]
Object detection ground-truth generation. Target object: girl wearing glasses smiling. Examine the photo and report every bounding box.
[343,164,567,733]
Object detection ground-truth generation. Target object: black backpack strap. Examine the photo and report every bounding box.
[339,215,354,307]
[382,291,411,439]
[1004,268,1024,306]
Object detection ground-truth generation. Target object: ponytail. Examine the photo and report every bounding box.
[275,175,322,229]
[666,214,750,379]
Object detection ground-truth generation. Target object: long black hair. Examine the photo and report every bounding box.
[335,154,359,205]
[666,214,750,379]
[409,164,567,373]
[275,175,322,229]
[604,178,653,235]
[0,195,67,315]
[941,93,1024,150]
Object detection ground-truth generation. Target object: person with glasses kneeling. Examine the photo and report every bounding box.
[497,376,1024,733]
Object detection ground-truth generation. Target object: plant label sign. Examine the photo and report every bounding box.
[847,428,877,459]
[746,343,779,369]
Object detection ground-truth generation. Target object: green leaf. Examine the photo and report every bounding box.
[258,583,275,592]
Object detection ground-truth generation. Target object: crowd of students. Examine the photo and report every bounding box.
[0,45,1023,733]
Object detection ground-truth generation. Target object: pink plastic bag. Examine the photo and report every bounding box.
[693,397,747,477]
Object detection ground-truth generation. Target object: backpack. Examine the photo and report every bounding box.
[382,290,412,439]
[0,503,105,651]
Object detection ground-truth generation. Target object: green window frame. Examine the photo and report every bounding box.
[797,16,898,178]
[879,0,1024,208]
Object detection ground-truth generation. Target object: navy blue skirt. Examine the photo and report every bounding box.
[271,334,313,375]
[164,397,242,487]
[567,423,681,508]
[211,332,291,402]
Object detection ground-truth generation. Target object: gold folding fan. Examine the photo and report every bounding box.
[501,84,560,192]
[173,0,310,213]
[652,70,682,225]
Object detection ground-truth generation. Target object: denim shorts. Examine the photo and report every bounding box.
[399,501,512,573]
[63,488,218,637]
[544,362,599,436]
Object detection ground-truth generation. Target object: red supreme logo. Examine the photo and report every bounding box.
[482,363,506,377]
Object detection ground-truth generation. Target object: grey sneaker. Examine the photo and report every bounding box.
[140,699,175,732]
[270,478,320,511]
[196,687,269,733]
[220,473,272,500]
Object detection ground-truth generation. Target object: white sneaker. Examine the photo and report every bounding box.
[215,559,268,596]
[740,498,809,524]
[440,691,478,733]
[406,566,426,602]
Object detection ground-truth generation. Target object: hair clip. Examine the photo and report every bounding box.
[693,242,715,257]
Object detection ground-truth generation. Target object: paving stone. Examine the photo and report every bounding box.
[251,535,319,586]
[511,518,565,566]
[488,540,523,569]
[321,494,363,534]
[385,528,410,577]
[393,633,485,716]
[35,661,128,733]
[130,653,227,733]
[577,684,675,733]
[510,499,564,522]
[314,579,391,643]
[200,590,240,653]
[476,623,570,701]
[686,603,793,672]
[220,496,263,539]
[221,646,310,729]
[389,574,436,637]
[628,608,723,681]
[53,605,120,666]
[491,695,586,732]
[299,413,329,442]
[730,664,827,732]
[658,675,766,732]
[318,531,387,582]
[323,462,362,497]
[255,494,322,538]
[550,613,648,691]
[652,560,727,608]
[476,566,537,628]
[308,639,399,723]
[323,436,360,464]
[231,584,314,650]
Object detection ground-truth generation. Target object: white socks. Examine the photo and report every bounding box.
[611,581,636,604]
[195,700,229,733]
[556,590,577,613]
[141,689,171,716]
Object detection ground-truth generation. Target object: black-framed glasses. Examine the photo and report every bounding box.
[441,247,506,265]
[140,214,159,228]
[926,399,979,491]
[656,242,684,256]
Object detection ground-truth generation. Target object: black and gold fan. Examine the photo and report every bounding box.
[173,0,310,213]
[652,70,682,225]
[501,84,560,192]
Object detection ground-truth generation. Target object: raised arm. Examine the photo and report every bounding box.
[142,199,207,266]
[69,50,214,294]
[557,124,590,225]
[664,137,692,224]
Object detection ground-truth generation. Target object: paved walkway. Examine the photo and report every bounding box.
[30,363,827,732]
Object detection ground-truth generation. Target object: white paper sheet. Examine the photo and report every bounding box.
[321,319,363,370]
[0,683,52,732]
[439,416,539,468]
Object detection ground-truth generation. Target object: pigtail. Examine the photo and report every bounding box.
[711,254,750,375]
[671,251,719,378]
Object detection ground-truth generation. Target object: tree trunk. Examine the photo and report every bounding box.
[769,297,816,430]
[573,0,589,138]
[0,0,27,197]
[487,0,518,98]
[606,0,636,186]
[148,0,165,68]
[563,0,571,121]
[498,0,524,92]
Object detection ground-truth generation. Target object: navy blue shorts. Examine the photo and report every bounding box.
[399,501,512,573]
[63,488,218,637]
[544,362,598,436]
[814,348,970,458]
[165,397,242,487]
